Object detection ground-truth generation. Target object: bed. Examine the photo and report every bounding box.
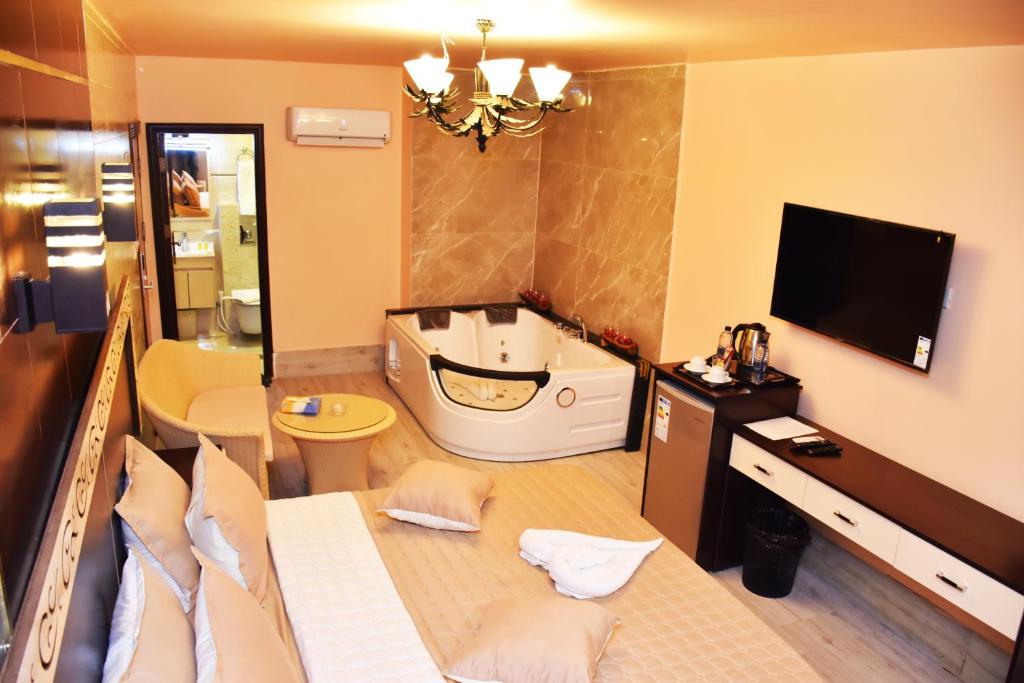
[0,278,818,683]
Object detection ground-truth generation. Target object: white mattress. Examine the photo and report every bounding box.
[266,493,444,682]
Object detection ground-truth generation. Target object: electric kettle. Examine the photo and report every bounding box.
[732,322,768,367]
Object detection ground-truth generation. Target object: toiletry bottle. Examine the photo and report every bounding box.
[716,326,733,357]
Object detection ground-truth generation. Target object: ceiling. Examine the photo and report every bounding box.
[95,0,1024,71]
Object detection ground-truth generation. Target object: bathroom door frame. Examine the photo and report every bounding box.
[145,123,274,384]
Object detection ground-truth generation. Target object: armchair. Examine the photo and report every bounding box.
[138,340,272,497]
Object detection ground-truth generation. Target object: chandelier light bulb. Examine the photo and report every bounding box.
[529,65,572,103]
[478,58,524,97]
[404,55,451,94]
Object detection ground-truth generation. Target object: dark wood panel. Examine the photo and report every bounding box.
[29,0,64,72]
[53,340,135,683]
[0,0,37,61]
[730,417,1024,594]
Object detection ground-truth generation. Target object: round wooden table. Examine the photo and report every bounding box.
[272,393,396,494]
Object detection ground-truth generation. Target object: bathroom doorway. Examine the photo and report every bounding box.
[145,123,273,383]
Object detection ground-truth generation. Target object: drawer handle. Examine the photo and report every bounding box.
[753,463,773,477]
[832,510,858,527]
[936,572,967,593]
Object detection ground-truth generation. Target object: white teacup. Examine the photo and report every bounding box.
[689,355,707,371]
[708,365,728,382]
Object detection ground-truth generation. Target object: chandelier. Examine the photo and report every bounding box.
[403,19,572,153]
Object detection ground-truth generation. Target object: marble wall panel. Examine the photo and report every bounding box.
[532,234,578,310]
[410,231,534,307]
[580,166,676,274]
[533,64,685,361]
[408,70,541,305]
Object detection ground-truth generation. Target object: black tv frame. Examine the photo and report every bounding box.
[769,203,955,374]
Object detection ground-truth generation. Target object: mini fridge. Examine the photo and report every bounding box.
[643,380,715,560]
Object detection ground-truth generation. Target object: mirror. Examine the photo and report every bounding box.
[167,148,209,218]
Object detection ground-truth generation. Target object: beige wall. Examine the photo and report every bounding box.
[534,65,685,359]
[135,56,406,351]
[662,46,1024,521]
[408,71,539,306]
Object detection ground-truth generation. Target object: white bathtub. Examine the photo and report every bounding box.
[385,308,636,462]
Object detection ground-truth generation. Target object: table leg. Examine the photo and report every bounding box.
[295,438,373,494]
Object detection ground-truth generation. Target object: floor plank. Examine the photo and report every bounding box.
[265,371,1010,683]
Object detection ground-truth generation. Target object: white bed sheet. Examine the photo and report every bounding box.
[266,492,444,683]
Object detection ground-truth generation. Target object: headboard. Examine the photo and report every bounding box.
[0,278,139,683]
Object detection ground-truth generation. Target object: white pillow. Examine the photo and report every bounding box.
[185,446,247,591]
[102,549,145,683]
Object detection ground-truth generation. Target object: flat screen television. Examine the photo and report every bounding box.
[770,203,955,372]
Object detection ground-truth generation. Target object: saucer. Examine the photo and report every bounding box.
[683,362,708,374]
[701,372,731,384]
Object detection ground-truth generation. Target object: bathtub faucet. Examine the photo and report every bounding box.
[571,313,588,344]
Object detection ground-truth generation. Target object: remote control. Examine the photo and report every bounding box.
[806,443,843,457]
[790,439,832,454]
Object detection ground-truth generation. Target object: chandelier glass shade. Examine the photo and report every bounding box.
[403,20,572,153]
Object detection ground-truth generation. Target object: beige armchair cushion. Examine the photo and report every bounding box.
[187,386,274,462]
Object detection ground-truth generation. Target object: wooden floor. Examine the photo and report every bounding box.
[267,371,1009,683]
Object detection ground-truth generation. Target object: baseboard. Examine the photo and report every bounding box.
[274,344,384,378]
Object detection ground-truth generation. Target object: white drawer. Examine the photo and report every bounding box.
[729,436,808,507]
[802,477,902,563]
[894,531,1024,639]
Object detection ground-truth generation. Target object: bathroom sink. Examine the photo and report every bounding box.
[175,241,215,259]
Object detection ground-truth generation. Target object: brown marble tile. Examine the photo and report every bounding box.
[573,249,668,360]
[535,160,583,245]
[580,166,676,275]
[532,234,578,315]
[589,64,686,81]
[411,156,538,235]
[585,74,684,178]
[410,231,534,307]
[538,75,589,163]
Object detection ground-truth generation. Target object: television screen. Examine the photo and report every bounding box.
[770,203,955,372]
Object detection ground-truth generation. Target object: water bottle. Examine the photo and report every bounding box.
[751,333,770,383]
[716,326,733,357]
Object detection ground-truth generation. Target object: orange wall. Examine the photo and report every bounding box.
[135,56,406,351]
[662,46,1024,521]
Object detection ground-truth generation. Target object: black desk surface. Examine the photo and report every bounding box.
[731,416,1024,594]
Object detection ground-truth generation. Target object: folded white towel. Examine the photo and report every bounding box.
[457,379,499,402]
[236,157,257,216]
[519,529,663,599]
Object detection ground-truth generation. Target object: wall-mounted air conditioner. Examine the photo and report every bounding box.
[285,107,391,148]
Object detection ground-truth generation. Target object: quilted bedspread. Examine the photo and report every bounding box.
[353,465,820,682]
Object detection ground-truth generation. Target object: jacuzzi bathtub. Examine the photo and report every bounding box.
[385,307,636,462]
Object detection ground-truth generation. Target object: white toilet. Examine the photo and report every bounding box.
[230,288,262,335]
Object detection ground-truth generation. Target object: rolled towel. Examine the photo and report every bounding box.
[519,529,663,599]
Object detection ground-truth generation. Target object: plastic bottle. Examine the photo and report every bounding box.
[716,326,733,357]
[751,334,770,383]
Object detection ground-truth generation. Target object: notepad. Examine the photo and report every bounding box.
[745,416,818,440]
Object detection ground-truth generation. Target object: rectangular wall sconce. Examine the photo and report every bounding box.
[13,198,109,334]
[101,162,136,242]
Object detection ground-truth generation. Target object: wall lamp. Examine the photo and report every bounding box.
[12,198,109,335]
[101,162,136,241]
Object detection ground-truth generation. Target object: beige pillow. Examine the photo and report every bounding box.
[192,550,302,683]
[102,548,196,683]
[115,437,198,610]
[186,434,269,601]
[447,597,619,683]
[378,460,494,531]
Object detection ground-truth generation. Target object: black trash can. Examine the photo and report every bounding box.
[742,507,810,598]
